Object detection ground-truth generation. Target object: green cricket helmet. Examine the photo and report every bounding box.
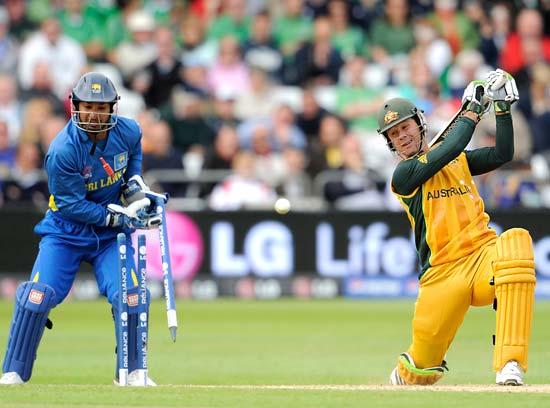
[376,98,427,152]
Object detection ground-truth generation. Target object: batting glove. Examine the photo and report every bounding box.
[485,69,519,112]
[462,80,491,117]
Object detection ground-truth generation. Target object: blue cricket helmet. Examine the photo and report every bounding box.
[70,72,120,133]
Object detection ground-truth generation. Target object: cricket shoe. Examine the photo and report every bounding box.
[496,360,524,386]
[389,367,406,385]
[0,372,24,385]
[114,370,157,387]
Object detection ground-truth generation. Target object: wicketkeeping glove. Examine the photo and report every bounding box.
[121,175,151,204]
[106,198,162,229]
[462,80,491,117]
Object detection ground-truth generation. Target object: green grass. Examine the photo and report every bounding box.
[0,299,548,407]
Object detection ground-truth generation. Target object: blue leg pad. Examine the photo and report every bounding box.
[2,282,57,381]
[112,287,150,374]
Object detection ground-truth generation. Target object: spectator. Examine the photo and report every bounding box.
[207,0,251,44]
[162,90,215,153]
[324,135,384,210]
[242,10,282,79]
[235,66,279,120]
[0,73,23,145]
[19,98,54,145]
[204,88,241,134]
[201,125,241,195]
[142,120,186,198]
[446,48,491,99]
[110,9,157,81]
[207,35,251,97]
[279,148,309,198]
[304,0,328,19]
[0,120,15,174]
[307,114,346,177]
[5,0,37,42]
[274,0,313,58]
[1,141,48,207]
[348,0,380,32]
[238,104,307,152]
[411,18,452,79]
[327,0,364,60]
[336,56,385,133]
[179,15,217,69]
[181,61,211,98]
[203,125,240,171]
[37,115,66,158]
[522,63,550,155]
[0,6,18,75]
[428,0,480,56]
[135,27,184,109]
[463,0,499,67]
[514,37,550,92]
[57,0,105,61]
[500,9,550,76]
[369,0,415,65]
[209,151,276,210]
[296,87,328,140]
[488,3,512,53]
[101,0,143,59]
[18,17,86,100]
[19,62,65,115]
[285,16,344,86]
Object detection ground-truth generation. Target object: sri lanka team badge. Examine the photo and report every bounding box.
[114,152,128,171]
[91,83,102,94]
[384,110,399,125]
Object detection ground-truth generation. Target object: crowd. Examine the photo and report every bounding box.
[0,0,549,211]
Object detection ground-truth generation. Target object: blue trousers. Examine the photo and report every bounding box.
[31,211,136,306]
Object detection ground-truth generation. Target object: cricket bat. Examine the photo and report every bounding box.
[427,102,467,148]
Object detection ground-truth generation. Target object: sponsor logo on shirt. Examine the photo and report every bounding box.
[114,152,128,171]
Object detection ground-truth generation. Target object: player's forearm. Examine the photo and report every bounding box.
[466,113,514,175]
[494,113,514,163]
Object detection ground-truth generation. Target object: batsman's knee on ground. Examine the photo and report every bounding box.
[492,228,536,372]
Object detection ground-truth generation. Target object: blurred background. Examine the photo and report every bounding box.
[0,0,549,301]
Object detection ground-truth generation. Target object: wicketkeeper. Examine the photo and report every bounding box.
[377,69,535,386]
[0,72,163,386]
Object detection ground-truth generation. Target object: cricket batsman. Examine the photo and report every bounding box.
[377,69,535,386]
[0,72,163,386]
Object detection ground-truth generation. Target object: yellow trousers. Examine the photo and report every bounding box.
[408,239,497,369]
